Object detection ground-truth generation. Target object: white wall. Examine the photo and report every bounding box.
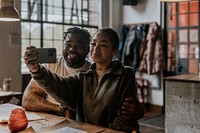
[0,1,22,91]
[123,0,163,106]
[109,0,163,106]
[123,0,161,25]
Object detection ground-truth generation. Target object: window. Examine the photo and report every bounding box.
[21,0,99,73]
[165,0,199,76]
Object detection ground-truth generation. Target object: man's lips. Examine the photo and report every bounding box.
[67,54,78,59]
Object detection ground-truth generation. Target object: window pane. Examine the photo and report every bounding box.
[53,7,63,22]
[21,22,30,38]
[190,1,198,12]
[89,1,98,26]
[168,15,176,28]
[167,30,175,60]
[179,29,188,43]
[189,59,198,74]
[53,0,62,7]
[179,44,188,58]
[189,13,198,26]
[21,0,28,19]
[44,24,53,39]
[30,23,41,39]
[64,25,74,33]
[29,0,42,20]
[168,30,176,43]
[85,27,98,35]
[64,1,72,23]
[167,58,175,72]
[43,0,63,22]
[179,2,188,13]
[189,29,198,42]
[89,12,97,26]
[30,40,41,48]
[179,14,188,26]
[53,24,63,40]
[43,40,53,48]
[167,3,176,28]
[189,44,198,59]
[54,41,63,56]
[167,3,176,15]
[21,39,30,53]
[168,45,175,58]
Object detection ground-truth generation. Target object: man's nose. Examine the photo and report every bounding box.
[69,45,77,51]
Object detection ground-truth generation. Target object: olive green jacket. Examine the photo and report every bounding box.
[32,60,143,132]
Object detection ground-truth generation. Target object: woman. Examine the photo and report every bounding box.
[24,28,144,133]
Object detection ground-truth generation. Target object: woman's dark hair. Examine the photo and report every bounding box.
[96,28,119,50]
[63,27,91,44]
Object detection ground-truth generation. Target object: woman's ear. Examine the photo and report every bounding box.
[112,49,118,57]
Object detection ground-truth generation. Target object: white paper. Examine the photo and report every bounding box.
[0,103,19,121]
[0,103,43,122]
[45,127,88,133]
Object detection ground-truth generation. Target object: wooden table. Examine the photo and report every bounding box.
[0,103,125,133]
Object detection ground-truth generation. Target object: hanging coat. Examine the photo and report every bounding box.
[139,22,166,74]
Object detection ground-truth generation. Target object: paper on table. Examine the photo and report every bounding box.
[0,103,43,123]
[26,112,44,121]
[0,103,20,122]
[44,127,88,133]
[18,127,37,133]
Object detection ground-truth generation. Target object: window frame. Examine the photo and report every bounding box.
[21,0,99,73]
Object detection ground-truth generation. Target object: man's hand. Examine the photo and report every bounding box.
[23,46,40,73]
[64,109,76,119]
[122,96,143,120]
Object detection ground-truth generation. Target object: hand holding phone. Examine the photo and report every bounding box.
[29,48,57,63]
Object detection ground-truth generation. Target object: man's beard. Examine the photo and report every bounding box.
[63,52,85,68]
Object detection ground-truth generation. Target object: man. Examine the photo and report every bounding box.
[22,27,91,117]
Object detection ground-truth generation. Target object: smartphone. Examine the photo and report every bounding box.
[30,48,57,63]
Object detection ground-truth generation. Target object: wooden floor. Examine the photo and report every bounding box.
[138,108,165,133]
[139,125,164,133]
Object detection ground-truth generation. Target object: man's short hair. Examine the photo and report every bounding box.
[63,27,91,44]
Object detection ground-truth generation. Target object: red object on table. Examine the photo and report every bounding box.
[8,108,28,132]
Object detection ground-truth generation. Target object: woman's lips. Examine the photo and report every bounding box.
[93,51,101,56]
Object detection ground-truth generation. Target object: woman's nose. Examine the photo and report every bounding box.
[94,43,100,51]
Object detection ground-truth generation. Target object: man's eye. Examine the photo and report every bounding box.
[76,44,84,49]
[64,42,72,47]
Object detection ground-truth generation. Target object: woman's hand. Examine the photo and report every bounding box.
[122,96,143,120]
[23,46,40,73]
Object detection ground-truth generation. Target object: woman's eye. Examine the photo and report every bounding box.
[90,42,96,46]
[100,44,107,47]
